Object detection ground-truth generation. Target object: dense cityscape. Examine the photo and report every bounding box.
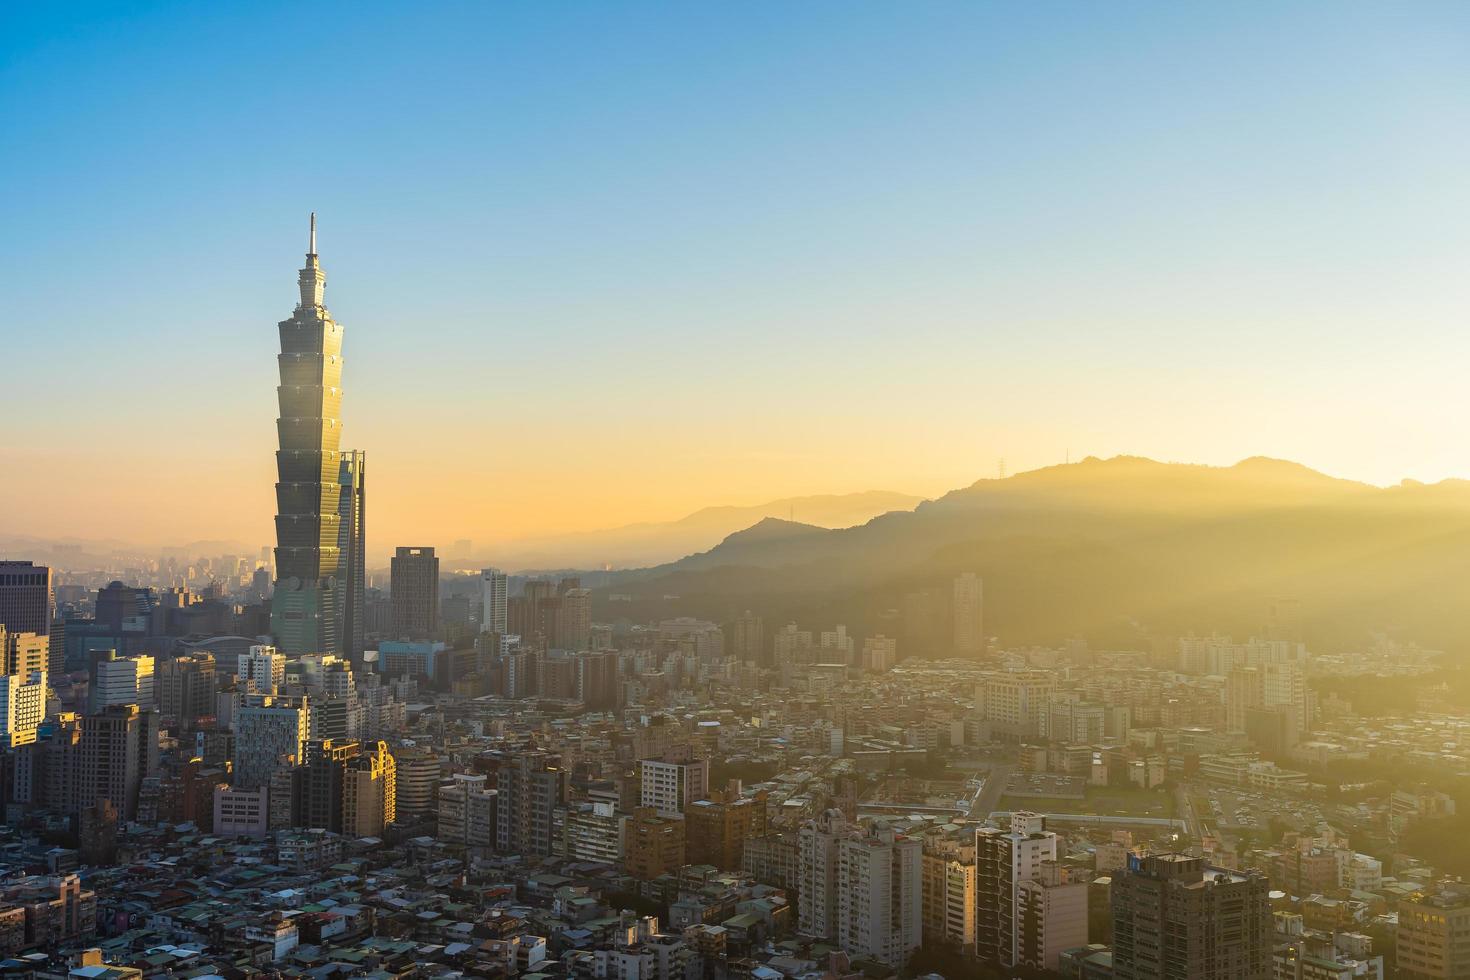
[3,225,1469,980]
[7,5,1470,980]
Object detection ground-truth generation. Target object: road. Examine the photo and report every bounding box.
[970,763,1015,820]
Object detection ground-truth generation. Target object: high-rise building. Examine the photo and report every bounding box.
[342,740,396,836]
[575,650,619,711]
[1015,862,1089,972]
[953,572,984,655]
[493,750,565,856]
[686,787,769,870]
[303,738,360,831]
[270,215,349,655]
[390,547,439,638]
[481,568,508,634]
[156,653,217,730]
[0,669,47,748]
[975,812,1061,967]
[1110,853,1271,980]
[1398,890,1470,980]
[390,746,440,821]
[836,821,922,968]
[921,836,977,949]
[238,645,286,694]
[79,704,160,820]
[731,610,764,664]
[1226,662,1309,735]
[862,635,898,672]
[0,562,51,637]
[640,756,709,818]
[338,449,368,661]
[625,806,686,880]
[555,588,592,651]
[1,629,49,677]
[797,810,922,967]
[979,671,1056,741]
[437,773,497,850]
[90,652,154,711]
[233,694,309,790]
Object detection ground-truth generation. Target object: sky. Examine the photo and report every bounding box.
[3,2,1470,558]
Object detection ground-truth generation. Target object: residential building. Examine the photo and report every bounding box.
[641,756,709,818]
[953,572,984,655]
[232,694,309,790]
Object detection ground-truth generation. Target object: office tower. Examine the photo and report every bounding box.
[233,694,309,790]
[862,635,898,672]
[338,449,367,660]
[952,572,984,655]
[731,610,764,664]
[1,629,48,678]
[342,740,396,836]
[437,773,497,850]
[79,704,159,820]
[1015,863,1088,972]
[238,645,286,694]
[390,745,439,821]
[836,822,922,968]
[1111,853,1271,980]
[91,652,154,711]
[625,806,686,880]
[481,568,508,634]
[271,215,348,655]
[0,670,47,748]
[493,751,565,856]
[686,787,769,870]
[308,657,360,740]
[640,756,710,818]
[1398,891,1470,980]
[0,561,51,636]
[157,654,217,730]
[390,547,439,638]
[94,580,153,632]
[921,837,977,949]
[975,812,1060,967]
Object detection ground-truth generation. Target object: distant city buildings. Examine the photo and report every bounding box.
[952,571,984,655]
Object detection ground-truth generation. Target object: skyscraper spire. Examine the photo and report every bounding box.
[298,213,326,310]
[309,211,317,256]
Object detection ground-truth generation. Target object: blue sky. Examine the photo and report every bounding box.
[4,2,1470,549]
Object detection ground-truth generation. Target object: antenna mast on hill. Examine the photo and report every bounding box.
[998,458,1007,480]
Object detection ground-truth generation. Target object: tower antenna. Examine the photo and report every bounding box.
[309,212,317,255]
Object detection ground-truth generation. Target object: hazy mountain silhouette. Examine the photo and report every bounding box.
[598,456,1470,653]
[491,490,924,570]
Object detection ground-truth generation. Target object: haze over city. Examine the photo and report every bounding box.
[5,6,1470,980]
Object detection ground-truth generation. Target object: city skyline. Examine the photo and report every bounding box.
[4,3,1470,550]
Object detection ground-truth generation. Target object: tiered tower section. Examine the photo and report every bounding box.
[271,214,346,654]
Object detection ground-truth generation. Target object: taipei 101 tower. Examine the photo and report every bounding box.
[270,216,365,658]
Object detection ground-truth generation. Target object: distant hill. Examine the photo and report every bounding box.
[491,490,925,571]
[596,456,1470,654]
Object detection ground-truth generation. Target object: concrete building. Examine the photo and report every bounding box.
[1015,862,1088,972]
[686,787,769,871]
[625,806,685,880]
[921,837,977,949]
[390,547,439,638]
[91,652,154,711]
[213,785,269,838]
[493,751,564,856]
[952,572,984,655]
[1398,890,1470,980]
[2,629,49,677]
[0,669,46,747]
[437,773,497,850]
[980,672,1056,741]
[232,694,309,790]
[836,821,922,968]
[79,704,160,820]
[0,562,51,638]
[238,645,286,695]
[862,635,898,673]
[1110,853,1271,980]
[975,811,1060,967]
[481,568,508,634]
[798,809,846,940]
[156,653,217,730]
[342,740,396,837]
[640,757,709,818]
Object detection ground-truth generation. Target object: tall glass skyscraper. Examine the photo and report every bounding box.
[271,216,358,655]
